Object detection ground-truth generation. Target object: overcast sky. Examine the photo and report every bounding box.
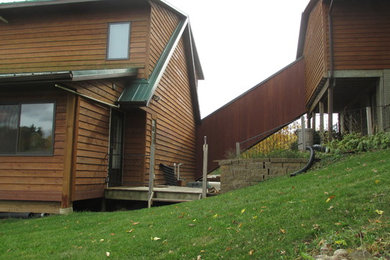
[167,0,310,118]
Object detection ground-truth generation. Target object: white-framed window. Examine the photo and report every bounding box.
[107,22,131,60]
[0,103,55,155]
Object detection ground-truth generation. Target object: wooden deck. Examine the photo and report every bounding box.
[105,186,203,203]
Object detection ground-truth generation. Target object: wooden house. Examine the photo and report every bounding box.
[0,0,203,214]
[197,0,390,172]
[298,0,390,135]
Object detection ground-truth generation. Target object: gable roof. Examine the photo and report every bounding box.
[296,0,321,58]
[1,0,204,121]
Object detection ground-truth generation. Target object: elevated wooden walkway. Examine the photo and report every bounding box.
[105,186,203,203]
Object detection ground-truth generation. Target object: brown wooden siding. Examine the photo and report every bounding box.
[148,2,180,77]
[332,0,390,70]
[0,88,67,202]
[69,80,124,201]
[144,38,197,185]
[197,59,306,174]
[122,109,147,186]
[0,2,149,78]
[303,0,328,104]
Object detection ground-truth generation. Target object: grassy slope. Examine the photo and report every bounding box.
[1,150,389,259]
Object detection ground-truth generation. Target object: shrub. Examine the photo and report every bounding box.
[326,132,390,154]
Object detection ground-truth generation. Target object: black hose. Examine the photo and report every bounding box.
[290,146,315,177]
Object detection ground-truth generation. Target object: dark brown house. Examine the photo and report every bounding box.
[0,0,203,214]
[299,0,390,135]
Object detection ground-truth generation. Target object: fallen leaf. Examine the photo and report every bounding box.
[152,237,161,241]
[200,250,206,253]
[126,229,134,233]
[188,224,196,227]
[238,223,243,228]
[225,247,232,251]
[241,209,246,214]
[280,228,286,234]
[110,233,115,236]
[362,163,367,167]
[106,252,110,257]
[208,227,212,231]
[372,169,378,173]
[100,239,105,242]
[248,249,255,255]
[212,214,218,218]
[197,255,201,260]
[334,240,347,246]
[324,191,329,195]
[313,224,320,230]
[326,195,336,203]
[375,210,384,215]
[328,206,334,211]
[375,180,380,184]
[280,250,286,255]
[132,222,140,225]
[334,222,342,226]
[252,216,258,219]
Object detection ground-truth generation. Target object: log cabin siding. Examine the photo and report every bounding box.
[145,38,197,185]
[332,0,390,70]
[148,2,180,77]
[0,89,67,202]
[122,109,147,186]
[303,0,328,104]
[0,3,149,78]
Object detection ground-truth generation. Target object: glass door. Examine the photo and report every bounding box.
[108,110,124,187]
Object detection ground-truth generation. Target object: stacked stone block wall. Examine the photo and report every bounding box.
[218,158,307,193]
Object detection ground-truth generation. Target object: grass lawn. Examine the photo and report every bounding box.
[1,150,389,259]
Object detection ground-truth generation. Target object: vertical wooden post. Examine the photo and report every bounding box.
[301,116,306,151]
[202,136,208,199]
[340,113,345,134]
[319,101,325,135]
[328,87,334,141]
[61,93,76,214]
[235,142,240,157]
[366,107,373,135]
[312,112,316,131]
[307,113,312,129]
[148,119,156,208]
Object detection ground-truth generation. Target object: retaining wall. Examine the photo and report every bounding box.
[218,158,307,193]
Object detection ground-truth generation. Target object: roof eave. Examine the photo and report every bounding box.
[0,0,103,9]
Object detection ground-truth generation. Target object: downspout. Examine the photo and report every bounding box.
[327,0,336,140]
[328,0,335,84]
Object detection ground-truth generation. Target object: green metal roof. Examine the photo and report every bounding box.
[118,18,188,106]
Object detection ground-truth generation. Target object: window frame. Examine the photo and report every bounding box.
[106,21,131,60]
[0,102,56,156]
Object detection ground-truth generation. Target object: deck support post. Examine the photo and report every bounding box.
[366,106,373,135]
[300,116,306,151]
[148,120,157,208]
[202,136,208,199]
[312,112,316,131]
[328,86,334,141]
[319,101,325,136]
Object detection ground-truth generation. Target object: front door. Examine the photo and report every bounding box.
[108,110,124,187]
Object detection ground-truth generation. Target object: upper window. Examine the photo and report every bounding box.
[107,22,131,60]
[0,103,55,155]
